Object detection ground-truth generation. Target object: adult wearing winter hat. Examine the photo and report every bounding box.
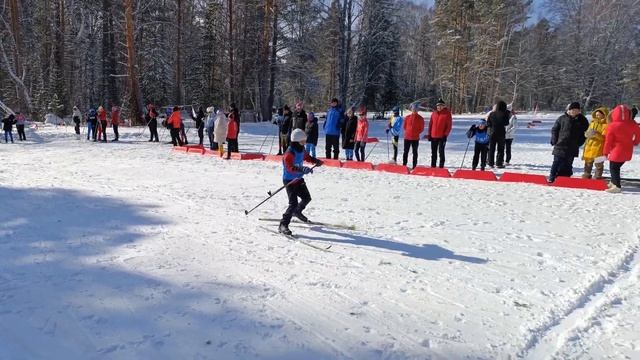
[427,98,452,168]
[603,104,640,193]
[487,100,510,168]
[402,102,425,169]
[548,102,589,183]
[324,98,343,159]
[279,128,323,236]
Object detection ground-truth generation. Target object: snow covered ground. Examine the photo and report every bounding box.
[0,113,639,359]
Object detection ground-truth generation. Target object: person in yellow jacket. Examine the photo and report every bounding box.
[582,106,609,179]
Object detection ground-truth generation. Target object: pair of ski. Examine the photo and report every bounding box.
[259,218,356,252]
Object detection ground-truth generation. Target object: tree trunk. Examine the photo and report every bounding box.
[175,0,183,104]
[228,0,234,105]
[123,0,143,124]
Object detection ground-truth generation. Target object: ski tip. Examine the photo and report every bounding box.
[244,210,249,215]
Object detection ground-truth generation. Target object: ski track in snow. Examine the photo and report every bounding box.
[1,115,640,359]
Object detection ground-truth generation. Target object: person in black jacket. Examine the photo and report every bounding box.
[280,105,292,152]
[2,114,15,143]
[274,107,284,154]
[192,106,205,145]
[341,107,357,161]
[304,112,319,157]
[487,100,510,168]
[146,104,159,142]
[548,102,590,182]
[292,101,307,131]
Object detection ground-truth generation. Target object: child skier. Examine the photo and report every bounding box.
[304,112,318,158]
[354,106,369,162]
[581,107,609,179]
[385,107,403,164]
[466,119,490,171]
[279,128,323,235]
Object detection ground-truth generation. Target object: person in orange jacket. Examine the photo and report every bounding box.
[226,104,239,159]
[354,106,369,162]
[402,102,425,169]
[603,104,640,193]
[167,106,183,146]
[427,98,452,168]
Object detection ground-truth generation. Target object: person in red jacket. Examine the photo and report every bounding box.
[354,106,369,162]
[402,102,425,169]
[225,104,239,159]
[427,98,452,168]
[97,106,108,142]
[167,106,183,146]
[603,104,640,193]
[110,106,121,142]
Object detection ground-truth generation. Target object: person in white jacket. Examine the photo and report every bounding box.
[505,103,518,165]
[213,110,228,157]
[72,106,82,136]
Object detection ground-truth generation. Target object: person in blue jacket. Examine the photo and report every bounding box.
[385,106,404,164]
[86,109,98,141]
[279,128,323,235]
[323,98,343,159]
[466,119,490,171]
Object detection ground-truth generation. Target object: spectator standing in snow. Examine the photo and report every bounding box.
[214,110,228,157]
[205,107,216,150]
[548,102,589,183]
[72,106,82,135]
[87,109,98,141]
[324,98,343,159]
[354,106,369,162]
[15,112,26,141]
[466,119,490,171]
[292,101,307,131]
[402,102,425,169]
[603,104,640,193]
[505,104,518,165]
[581,106,609,179]
[167,106,184,146]
[305,112,319,158]
[278,128,323,235]
[487,100,510,168]
[97,106,108,142]
[386,106,403,164]
[280,105,293,153]
[146,104,159,142]
[2,113,15,143]
[427,98,452,168]
[632,106,638,123]
[273,108,284,155]
[342,106,357,161]
[192,106,205,146]
[226,104,239,158]
[229,102,240,136]
[110,106,120,142]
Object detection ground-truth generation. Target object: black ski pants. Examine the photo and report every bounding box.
[281,179,311,227]
[403,140,419,169]
[430,137,447,168]
[325,135,340,159]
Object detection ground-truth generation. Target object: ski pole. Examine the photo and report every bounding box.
[386,131,390,161]
[460,138,472,169]
[364,141,378,161]
[245,164,319,215]
[268,131,277,155]
[258,134,270,153]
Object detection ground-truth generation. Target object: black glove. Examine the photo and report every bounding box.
[314,159,324,167]
[302,166,313,174]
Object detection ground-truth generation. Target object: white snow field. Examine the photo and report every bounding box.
[1,113,639,360]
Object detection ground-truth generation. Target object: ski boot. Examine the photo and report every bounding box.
[278,223,292,236]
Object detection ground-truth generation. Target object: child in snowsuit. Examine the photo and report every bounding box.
[386,107,403,164]
[2,114,15,143]
[354,107,369,162]
[87,109,98,141]
[581,107,609,179]
[205,107,217,150]
[342,107,357,161]
[15,112,26,141]
[279,128,323,235]
[214,110,228,157]
[467,119,490,171]
[304,112,319,158]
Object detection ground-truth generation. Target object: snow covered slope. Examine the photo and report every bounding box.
[0,116,639,359]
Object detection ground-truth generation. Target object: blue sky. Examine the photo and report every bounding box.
[409,0,546,22]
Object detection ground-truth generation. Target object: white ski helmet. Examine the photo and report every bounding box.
[290,128,307,142]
